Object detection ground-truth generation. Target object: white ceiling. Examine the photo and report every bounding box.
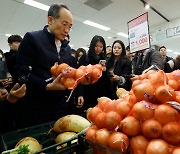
[0,0,180,58]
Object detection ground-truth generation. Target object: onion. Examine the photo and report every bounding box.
[146,139,169,154]
[149,70,167,88]
[130,135,149,154]
[97,97,112,111]
[116,100,133,118]
[104,100,119,112]
[86,127,97,142]
[50,64,58,77]
[62,67,76,78]
[94,112,107,128]
[95,128,110,146]
[91,67,102,83]
[168,80,179,90]
[133,82,155,101]
[176,91,180,103]
[154,104,180,125]
[75,68,85,81]
[173,147,180,154]
[87,107,102,123]
[119,116,141,137]
[132,79,141,89]
[155,85,176,103]
[166,72,175,80]
[162,122,180,145]
[132,100,155,122]
[107,132,129,153]
[171,70,180,81]
[105,111,122,130]
[128,94,138,106]
[63,78,76,89]
[141,119,162,139]
[56,63,69,76]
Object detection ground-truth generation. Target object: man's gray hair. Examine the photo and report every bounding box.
[48,3,69,19]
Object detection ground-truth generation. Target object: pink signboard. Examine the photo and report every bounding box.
[128,12,150,53]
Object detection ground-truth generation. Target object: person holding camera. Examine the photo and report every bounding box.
[106,40,132,99]
[78,35,109,109]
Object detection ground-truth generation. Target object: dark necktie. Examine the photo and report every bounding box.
[138,54,144,65]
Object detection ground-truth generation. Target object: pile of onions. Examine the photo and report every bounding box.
[86,70,180,153]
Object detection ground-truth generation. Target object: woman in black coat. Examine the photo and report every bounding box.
[106,40,132,99]
[78,35,109,109]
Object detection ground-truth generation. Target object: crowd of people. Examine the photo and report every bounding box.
[0,3,179,135]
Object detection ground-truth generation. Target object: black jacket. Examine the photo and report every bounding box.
[4,50,18,81]
[0,99,16,134]
[106,56,132,99]
[16,25,75,128]
[0,60,8,79]
[78,54,110,108]
[164,56,173,73]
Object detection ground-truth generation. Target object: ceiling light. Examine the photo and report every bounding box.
[83,20,110,31]
[145,4,150,9]
[167,49,172,52]
[117,32,128,38]
[107,37,112,39]
[24,0,50,11]
[140,0,169,22]
[5,34,11,37]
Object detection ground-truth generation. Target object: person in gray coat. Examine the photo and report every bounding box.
[132,48,164,77]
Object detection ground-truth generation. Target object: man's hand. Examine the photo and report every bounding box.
[76,96,84,108]
[7,83,26,103]
[46,74,66,90]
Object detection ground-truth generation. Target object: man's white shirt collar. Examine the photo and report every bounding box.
[47,27,62,54]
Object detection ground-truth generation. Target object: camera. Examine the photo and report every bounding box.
[17,66,32,87]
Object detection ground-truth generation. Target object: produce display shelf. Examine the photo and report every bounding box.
[34,131,93,154]
[0,120,93,154]
[0,121,55,153]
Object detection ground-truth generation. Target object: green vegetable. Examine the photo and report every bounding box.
[17,145,30,154]
[1,145,30,154]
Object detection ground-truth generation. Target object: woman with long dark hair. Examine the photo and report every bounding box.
[106,40,132,99]
[79,35,106,65]
[78,35,109,109]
